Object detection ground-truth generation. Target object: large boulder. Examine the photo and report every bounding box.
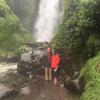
[17,42,48,76]
[64,71,84,95]
[0,83,12,99]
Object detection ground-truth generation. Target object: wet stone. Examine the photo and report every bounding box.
[20,87,31,95]
[0,83,12,99]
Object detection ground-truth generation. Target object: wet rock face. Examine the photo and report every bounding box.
[64,71,84,95]
[64,78,80,94]
[0,84,11,99]
[17,42,48,76]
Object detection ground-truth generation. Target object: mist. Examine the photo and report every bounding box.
[34,0,62,42]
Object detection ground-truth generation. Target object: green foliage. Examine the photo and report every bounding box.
[6,0,40,32]
[0,33,32,58]
[51,0,100,70]
[0,0,32,58]
[51,0,100,97]
[80,53,100,100]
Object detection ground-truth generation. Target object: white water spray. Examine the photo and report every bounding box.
[34,0,62,42]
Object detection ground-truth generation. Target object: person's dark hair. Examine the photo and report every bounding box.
[55,48,58,53]
[52,48,58,54]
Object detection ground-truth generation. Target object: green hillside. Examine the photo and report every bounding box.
[51,0,100,74]
[0,0,32,58]
[80,52,100,100]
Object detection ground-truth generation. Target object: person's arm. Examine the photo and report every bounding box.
[55,54,60,70]
[57,54,60,65]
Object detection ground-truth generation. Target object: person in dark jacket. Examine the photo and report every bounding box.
[42,48,52,80]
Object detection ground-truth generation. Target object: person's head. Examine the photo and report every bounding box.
[52,49,55,54]
[47,48,50,53]
[52,48,58,54]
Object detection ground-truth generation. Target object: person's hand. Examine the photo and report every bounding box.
[54,68,57,71]
[42,66,44,68]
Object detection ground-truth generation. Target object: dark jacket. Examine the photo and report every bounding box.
[42,52,51,68]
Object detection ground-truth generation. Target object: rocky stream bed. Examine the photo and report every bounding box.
[0,62,80,100]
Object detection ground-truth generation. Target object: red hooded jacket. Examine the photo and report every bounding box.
[51,54,60,69]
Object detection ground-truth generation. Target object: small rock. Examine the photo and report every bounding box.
[14,70,18,73]
[59,83,64,87]
[29,74,34,79]
[20,87,30,95]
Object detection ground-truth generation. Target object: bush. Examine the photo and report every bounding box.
[80,52,100,100]
[51,0,100,74]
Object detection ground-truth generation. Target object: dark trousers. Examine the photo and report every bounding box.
[52,68,59,79]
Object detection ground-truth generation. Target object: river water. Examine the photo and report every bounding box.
[0,63,17,75]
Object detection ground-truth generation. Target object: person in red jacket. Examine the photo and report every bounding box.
[51,49,60,84]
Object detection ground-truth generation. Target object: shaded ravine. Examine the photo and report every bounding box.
[2,76,80,100]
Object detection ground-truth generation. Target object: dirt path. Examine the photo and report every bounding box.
[3,76,80,100]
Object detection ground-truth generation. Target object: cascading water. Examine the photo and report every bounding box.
[34,0,62,42]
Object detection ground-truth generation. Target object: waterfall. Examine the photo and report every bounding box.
[34,0,62,42]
